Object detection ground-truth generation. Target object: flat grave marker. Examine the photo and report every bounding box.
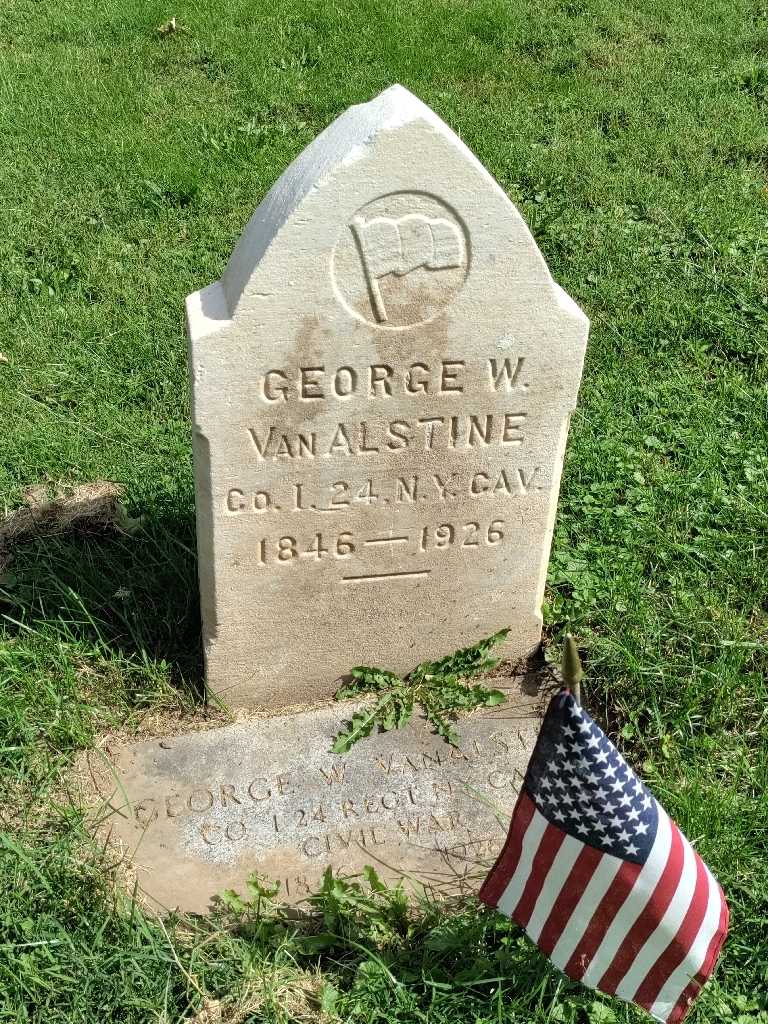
[85,688,542,913]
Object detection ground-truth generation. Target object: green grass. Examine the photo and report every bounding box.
[1,0,767,1020]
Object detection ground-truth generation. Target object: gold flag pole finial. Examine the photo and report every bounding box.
[563,634,584,705]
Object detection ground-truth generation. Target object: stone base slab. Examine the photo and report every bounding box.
[83,684,543,914]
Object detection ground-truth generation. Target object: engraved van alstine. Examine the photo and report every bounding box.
[246,412,527,460]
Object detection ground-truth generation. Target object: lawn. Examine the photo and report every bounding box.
[1,0,767,1021]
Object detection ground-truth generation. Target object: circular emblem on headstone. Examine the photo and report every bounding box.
[332,191,470,328]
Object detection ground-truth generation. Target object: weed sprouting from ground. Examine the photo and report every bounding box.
[331,630,508,752]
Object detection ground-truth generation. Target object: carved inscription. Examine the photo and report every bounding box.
[255,358,524,402]
[98,698,541,910]
[222,353,546,582]
[246,412,527,461]
[226,467,543,514]
[123,729,529,867]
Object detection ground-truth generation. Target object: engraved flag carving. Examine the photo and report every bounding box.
[350,213,464,322]
[480,691,728,1023]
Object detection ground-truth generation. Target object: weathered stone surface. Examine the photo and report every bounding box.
[186,84,588,708]
[86,686,542,913]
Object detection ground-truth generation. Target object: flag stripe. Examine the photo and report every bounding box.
[537,843,605,957]
[496,807,548,917]
[526,835,584,942]
[649,876,720,1024]
[667,981,700,1024]
[577,810,673,986]
[550,851,624,970]
[645,866,725,1021]
[479,791,535,907]
[563,858,643,980]
[512,822,567,927]
[666,889,729,1024]
[615,827,698,1002]
[693,885,729,988]
[599,822,685,994]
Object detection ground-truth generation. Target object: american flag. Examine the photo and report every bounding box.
[480,690,728,1023]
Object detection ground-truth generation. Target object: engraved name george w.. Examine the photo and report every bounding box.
[350,213,464,323]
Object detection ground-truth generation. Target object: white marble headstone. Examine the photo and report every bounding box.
[186,85,588,709]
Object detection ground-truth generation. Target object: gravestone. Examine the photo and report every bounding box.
[84,685,543,913]
[186,85,588,710]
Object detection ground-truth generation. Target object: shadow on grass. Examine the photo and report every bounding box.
[0,495,205,701]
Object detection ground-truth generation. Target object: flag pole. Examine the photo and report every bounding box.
[563,634,583,705]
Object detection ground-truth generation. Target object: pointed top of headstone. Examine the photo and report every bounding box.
[189,84,562,330]
[335,83,445,133]
[220,84,459,317]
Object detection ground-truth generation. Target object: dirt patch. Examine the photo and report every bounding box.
[0,480,140,569]
[187,970,324,1023]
